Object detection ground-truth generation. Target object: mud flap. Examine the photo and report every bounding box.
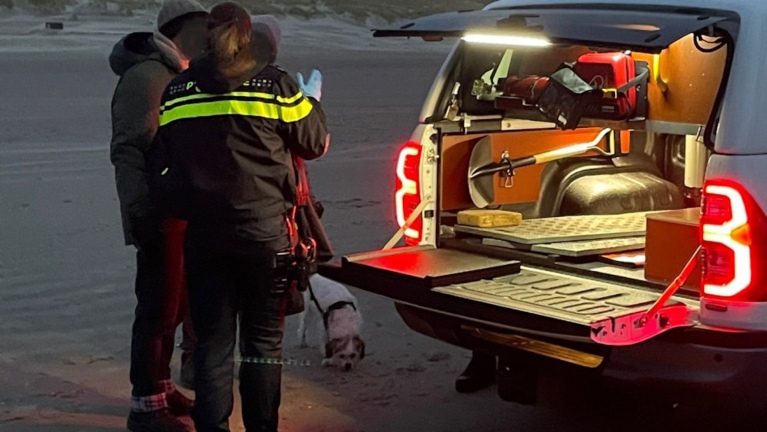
[590,304,697,346]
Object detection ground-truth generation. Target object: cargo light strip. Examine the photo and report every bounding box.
[462,33,552,47]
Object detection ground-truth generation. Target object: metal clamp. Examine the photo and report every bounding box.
[590,304,696,346]
[601,88,619,99]
[499,151,515,188]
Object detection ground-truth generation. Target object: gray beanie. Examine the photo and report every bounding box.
[251,15,281,62]
[157,0,208,31]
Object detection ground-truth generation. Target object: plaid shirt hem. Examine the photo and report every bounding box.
[131,392,168,412]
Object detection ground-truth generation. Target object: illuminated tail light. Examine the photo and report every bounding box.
[701,180,767,300]
[395,142,423,245]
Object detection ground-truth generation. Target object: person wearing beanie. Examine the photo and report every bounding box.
[147,3,330,431]
[108,0,208,431]
[250,15,281,64]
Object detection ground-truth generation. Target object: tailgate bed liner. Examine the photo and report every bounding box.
[433,267,687,326]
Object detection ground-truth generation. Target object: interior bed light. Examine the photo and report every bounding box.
[462,33,551,47]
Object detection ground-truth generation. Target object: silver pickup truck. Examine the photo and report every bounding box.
[321,0,767,410]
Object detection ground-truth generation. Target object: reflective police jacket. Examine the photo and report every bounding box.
[149,60,329,243]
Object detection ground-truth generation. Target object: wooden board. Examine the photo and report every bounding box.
[457,209,523,228]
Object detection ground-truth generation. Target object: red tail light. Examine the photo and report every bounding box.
[701,180,767,300]
[395,142,422,245]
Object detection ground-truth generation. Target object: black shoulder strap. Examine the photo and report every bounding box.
[309,282,325,315]
[617,69,649,93]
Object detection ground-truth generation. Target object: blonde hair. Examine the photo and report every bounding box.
[208,20,256,79]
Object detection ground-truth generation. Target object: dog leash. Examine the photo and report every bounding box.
[236,357,312,367]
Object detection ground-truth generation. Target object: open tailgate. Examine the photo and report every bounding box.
[319,245,700,345]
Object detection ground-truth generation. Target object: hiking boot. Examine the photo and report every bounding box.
[167,389,195,416]
[127,408,194,432]
[455,352,497,394]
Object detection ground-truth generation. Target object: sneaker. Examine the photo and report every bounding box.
[167,389,195,417]
[127,408,194,432]
[455,352,497,394]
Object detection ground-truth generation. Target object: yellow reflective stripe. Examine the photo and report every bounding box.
[161,100,278,125]
[159,97,314,126]
[162,91,278,111]
[276,91,304,104]
[280,98,314,122]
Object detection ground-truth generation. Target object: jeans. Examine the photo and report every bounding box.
[185,230,289,432]
[129,228,188,397]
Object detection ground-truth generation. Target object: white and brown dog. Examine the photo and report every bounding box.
[298,274,365,371]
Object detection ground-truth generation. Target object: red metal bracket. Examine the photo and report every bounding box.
[590,246,701,346]
[590,304,696,346]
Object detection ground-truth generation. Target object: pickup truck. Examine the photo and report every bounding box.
[320,0,767,410]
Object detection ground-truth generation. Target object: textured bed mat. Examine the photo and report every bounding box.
[530,236,646,257]
[455,212,650,245]
[433,267,685,325]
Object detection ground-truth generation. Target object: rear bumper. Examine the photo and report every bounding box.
[604,334,767,406]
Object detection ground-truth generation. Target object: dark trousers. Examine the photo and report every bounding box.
[130,238,187,397]
[185,232,289,432]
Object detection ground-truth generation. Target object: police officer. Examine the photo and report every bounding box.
[148,3,329,431]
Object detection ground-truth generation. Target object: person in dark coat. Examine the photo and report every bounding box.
[148,3,329,431]
[109,1,208,430]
